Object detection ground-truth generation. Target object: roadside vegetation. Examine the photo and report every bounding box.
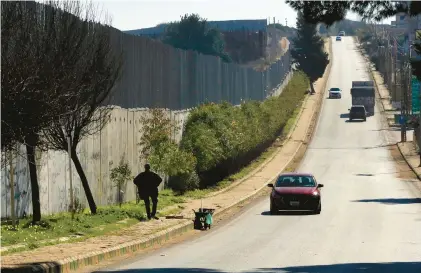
[178,71,309,190]
[1,189,184,254]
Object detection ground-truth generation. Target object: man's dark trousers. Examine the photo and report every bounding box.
[143,193,158,219]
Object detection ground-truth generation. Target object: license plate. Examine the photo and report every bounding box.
[290,201,300,207]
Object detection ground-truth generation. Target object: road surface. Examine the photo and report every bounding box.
[98,37,421,273]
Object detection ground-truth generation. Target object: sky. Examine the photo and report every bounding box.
[92,0,393,31]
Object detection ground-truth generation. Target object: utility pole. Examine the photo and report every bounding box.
[402,59,408,143]
[394,38,397,102]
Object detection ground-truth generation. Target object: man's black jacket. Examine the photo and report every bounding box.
[133,171,162,198]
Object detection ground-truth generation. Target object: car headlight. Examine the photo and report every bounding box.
[312,191,319,196]
[272,191,281,198]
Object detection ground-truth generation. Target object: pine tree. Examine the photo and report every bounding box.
[290,12,329,93]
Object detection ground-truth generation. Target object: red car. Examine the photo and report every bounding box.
[267,172,323,214]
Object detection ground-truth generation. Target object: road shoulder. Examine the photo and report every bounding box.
[359,41,421,192]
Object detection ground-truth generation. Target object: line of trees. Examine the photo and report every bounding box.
[1,0,122,223]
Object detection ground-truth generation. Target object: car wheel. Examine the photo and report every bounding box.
[364,117,367,121]
[270,200,277,215]
[314,203,321,215]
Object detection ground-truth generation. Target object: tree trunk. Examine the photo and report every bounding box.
[25,137,41,223]
[70,148,97,214]
[310,81,316,94]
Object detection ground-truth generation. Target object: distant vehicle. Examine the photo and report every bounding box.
[338,31,345,36]
[268,173,323,215]
[336,36,342,41]
[350,81,375,115]
[349,105,367,121]
[328,87,342,99]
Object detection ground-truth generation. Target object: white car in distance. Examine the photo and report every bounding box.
[328,87,342,99]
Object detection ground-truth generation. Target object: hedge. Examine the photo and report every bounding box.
[173,71,309,190]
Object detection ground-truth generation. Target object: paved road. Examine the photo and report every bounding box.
[98,37,421,273]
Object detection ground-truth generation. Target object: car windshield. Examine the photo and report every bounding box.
[275,175,316,187]
[330,88,340,91]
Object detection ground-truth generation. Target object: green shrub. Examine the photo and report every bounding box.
[149,141,196,176]
[168,171,200,193]
[139,108,196,181]
[180,71,309,188]
[179,121,225,172]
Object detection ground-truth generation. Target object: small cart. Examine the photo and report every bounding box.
[193,208,215,230]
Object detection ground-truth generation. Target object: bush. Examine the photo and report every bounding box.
[139,108,197,185]
[180,71,309,188]
[149,141,196,177]
[168,171,200,193]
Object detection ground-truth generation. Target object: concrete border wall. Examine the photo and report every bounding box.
[107,28,292,110]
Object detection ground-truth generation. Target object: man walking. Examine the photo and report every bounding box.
[133,164,162,220]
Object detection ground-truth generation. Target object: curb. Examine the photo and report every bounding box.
[3,39,334,273]
[396,143,421,181]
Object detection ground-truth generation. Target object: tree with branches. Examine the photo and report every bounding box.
[42,20,123,215]
[290,11,329,94]
[2,1,88,222]
[1,0,121,222]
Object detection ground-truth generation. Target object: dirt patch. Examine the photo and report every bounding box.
[388,144,418,180]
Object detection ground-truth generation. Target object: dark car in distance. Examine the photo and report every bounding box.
[268,173,323,215]
[348,105,367,121]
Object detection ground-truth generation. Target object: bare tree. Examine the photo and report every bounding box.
[1,0,120,222]
[42,16,123,214]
